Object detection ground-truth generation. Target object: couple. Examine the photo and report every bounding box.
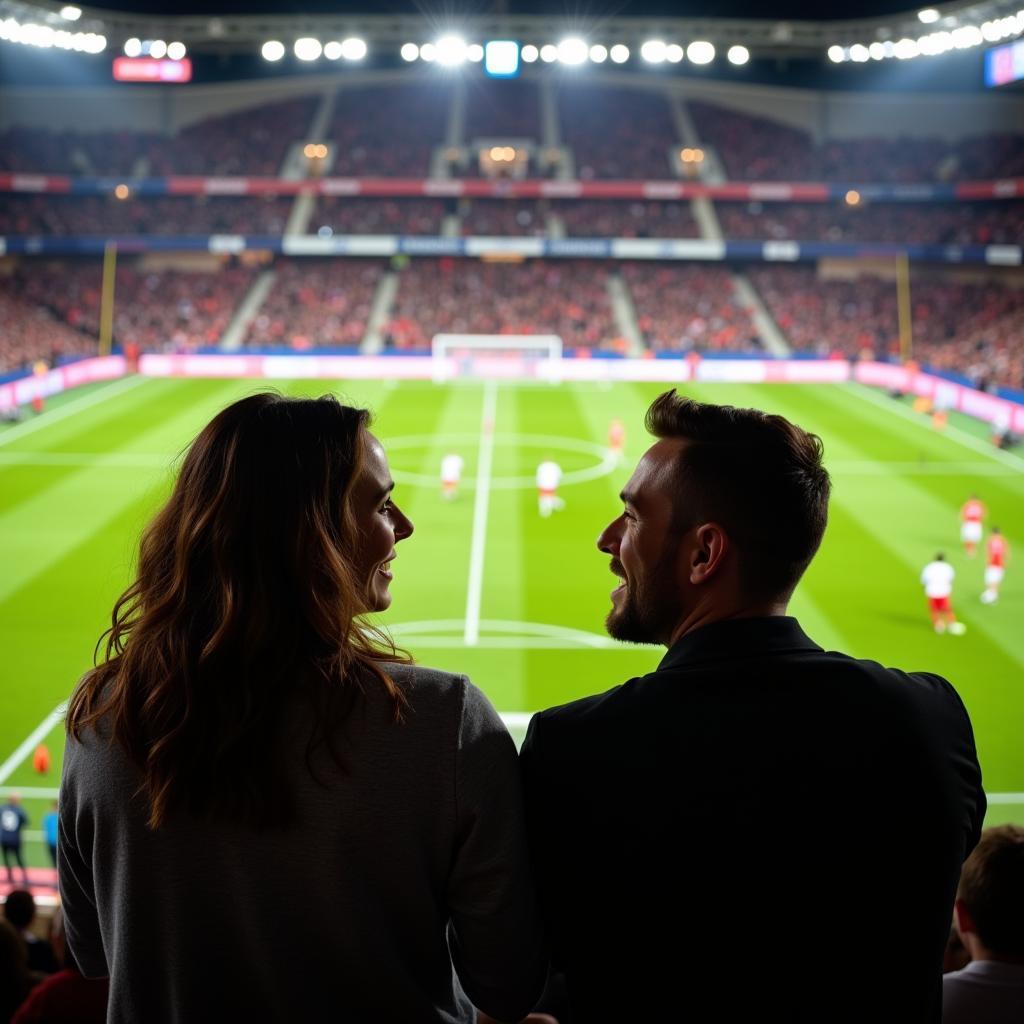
[59,390,985,1023]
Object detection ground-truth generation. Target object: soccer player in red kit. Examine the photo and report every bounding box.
[960,495,986,557]
[608,419,625,463]
[981,527,1009,605]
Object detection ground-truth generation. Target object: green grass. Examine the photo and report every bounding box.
[2,374,1023,866]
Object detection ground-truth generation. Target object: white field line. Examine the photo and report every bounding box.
[0,704,65,786]
[463,381,498,646]
[848,382,1024,472]
[0,787,59,799]
[0,375,149,448]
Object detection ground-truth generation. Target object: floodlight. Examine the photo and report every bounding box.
[609,44,629,63]
[60,6,81,20]
[262,39,285,61]
[521,44,539,63]
[324,41,342,59]
[897,37,921,58]
[557,37,588,65]
[435,35,467,66]
[665,43,684,62]
[869,41,886,59]
[827,44,845,62]
[149,39,166,58]
[539,44,557,62]
[419,42,436,61]
[340,37,367,60]
[485,40,520,75]
[167,41,186,60]
[467,43,484,62]
[640,39,666,63]
[727,44,749,65]
[918,8,940,23]
[845,190,861,206]
[400,42,419,61]
[124,37,142,57]
[294,37,322,61]
[849,43,870,61]
[952,25,983,48]
[687,41,715,64]
[590,44,608,62]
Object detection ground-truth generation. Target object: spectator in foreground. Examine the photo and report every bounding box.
[2,893,57,976]
[0,918,31,1024]
[12,907,108,1024]
[521,390,985,1022]
[943,825,1024,1023]
[59,393,544,1022]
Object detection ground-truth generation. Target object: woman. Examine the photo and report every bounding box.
[59,393,544,1022]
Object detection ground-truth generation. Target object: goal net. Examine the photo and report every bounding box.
[431,334,563,382]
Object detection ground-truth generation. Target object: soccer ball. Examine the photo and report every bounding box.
[948,621,967,636]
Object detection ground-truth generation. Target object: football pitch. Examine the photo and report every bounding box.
[2,373,1023,865]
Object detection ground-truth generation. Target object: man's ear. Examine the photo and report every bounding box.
[953,899,975,938]
[689,522,729,585]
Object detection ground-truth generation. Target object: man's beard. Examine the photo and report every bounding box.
[605,552,681,646]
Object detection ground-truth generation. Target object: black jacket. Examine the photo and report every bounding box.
[521,616,985,1023]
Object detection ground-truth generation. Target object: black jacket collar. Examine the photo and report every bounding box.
[657,616,822,672]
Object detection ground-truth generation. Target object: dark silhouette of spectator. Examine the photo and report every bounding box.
[943,825,1024,1023]
[3,893,57,976]
[11,908,107,1024]
[521,390,985,1022]
[59,394,545,1022]
[0,798,28,887]
[0,918,31,1024]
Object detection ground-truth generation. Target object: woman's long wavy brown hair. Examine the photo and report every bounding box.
[66,393,408,829]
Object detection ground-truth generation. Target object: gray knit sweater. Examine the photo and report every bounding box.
[58,664,545,1023]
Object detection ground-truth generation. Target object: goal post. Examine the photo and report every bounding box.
[431,334,563,383]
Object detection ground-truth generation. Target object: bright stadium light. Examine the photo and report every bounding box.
[640,39,667,63]
[167,41,186,60]
[897,37,921,58]
[419,42,436,62]
[521,43,539,62]
[869,41,886,59]
[467,43,484,62]
[323,40,342,59]
[339,37,367,60]
[589,43,608,62]
[485,40,519,74]
[60,6,81,20]
[124,36,142,57]
[539,43,557,62]
[294,37,322,61]
[665,43,684,62]
[557,37,588,65]
[918,8,940,23]
[435,35,468,66]
[849,43,870,61]
[687,40,715,64]
[400,42,419,61]
[727,44,750,65]
[827,44,846,62]
[952,25,983,48]
[262,39,285,61]
[609,43,629,63]
[149,39,166,58]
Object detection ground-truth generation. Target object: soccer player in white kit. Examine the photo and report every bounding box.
[440,453,464,501]
[536,460,564,518]
[920,553,966,635]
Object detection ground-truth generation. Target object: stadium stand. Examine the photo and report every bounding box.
[245,258,383,348]
[384,258,621,351]
[690,100,1024,182]
[458,199,549,236]
[622,263,762,353]
[554,200,700,238]
[327,83,450,177]
[465,78,541,141]
[558,85,677,179]
[0,195,294,236]
[715,200,1024,246]
[311,198,447,236]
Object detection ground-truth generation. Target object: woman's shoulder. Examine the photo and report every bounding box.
[382,662,502,727]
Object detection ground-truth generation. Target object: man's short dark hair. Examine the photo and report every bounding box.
[645,390,831,601]
[2,889,35,930]
[958,825,1024,955]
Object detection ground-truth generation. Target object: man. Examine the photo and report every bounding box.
[981,527,1009,605]
[961,494,986,557]
[1,793,29,886]
[535,460,563,518]
[922,553,967,634]
[943,825,1024,1023]
[440,452,464,501]
[521,391,985,1023]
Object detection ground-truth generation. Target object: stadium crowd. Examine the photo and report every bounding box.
[690,101,1024,182]
[553,200,700,238]
[465,79,541,141]
[245,258,382,348]
[623,263,762,353]
[458,200,549,236]
[384,258,621,350]
[313,198,447,236]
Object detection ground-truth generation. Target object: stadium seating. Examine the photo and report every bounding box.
[384,258,621,350]
[621,263,761,353]
[554,200,700,238]
[244,258,383,348]
[458,199,549,236]
[465,78,541,140]
[311,198,447,236]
